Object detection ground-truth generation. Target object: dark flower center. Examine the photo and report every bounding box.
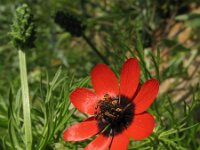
[95,94,134,136]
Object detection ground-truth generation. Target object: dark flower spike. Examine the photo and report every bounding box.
[63,58,159,150]
[54,11,108,64]
[54,11,85,37]
[10,4,36,50]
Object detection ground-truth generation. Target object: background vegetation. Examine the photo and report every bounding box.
[0,0,200,149]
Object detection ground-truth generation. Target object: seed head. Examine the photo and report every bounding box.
[10,4,36,50]
[54,11,85,37]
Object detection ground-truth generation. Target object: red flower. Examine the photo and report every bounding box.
[63,58,159,150]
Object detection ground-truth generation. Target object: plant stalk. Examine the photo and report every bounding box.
[82,34,109,65]
[18,49,32,150]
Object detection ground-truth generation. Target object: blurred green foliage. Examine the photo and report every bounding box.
[0,0,200,149]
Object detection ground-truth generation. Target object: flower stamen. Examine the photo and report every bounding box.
[95,94,134,136]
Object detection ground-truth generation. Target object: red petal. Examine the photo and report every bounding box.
[70,88,98,115]
[110,132,129,150]
[126,112,155,140]
[63,117,99,141]
[120,58,140,100]
[134,79,159,114]
[91,64,119,98]
[84,134,112,150]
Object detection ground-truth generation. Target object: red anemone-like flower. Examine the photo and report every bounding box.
[63,58,159,150]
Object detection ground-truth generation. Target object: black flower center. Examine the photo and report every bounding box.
[95,94,135,136]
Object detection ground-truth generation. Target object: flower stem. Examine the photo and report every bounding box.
[82,34,109,65]
[18,49,32,150]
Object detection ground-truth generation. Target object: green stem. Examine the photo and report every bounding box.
[82,34,109,65]
[18,49,32,150]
